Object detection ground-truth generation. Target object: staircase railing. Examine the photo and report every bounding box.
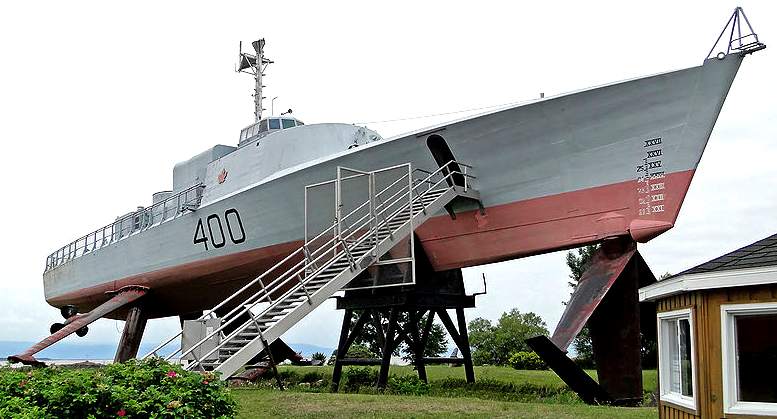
[143,160,475,370]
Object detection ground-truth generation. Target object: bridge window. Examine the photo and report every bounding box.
[282,119,296,129]
[269,119,280,130]
[259,119,268,132]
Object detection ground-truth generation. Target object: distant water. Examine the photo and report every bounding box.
[0,341,334,365]
[0,359,114,368]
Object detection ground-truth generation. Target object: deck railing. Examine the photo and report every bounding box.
[45,184,205,271]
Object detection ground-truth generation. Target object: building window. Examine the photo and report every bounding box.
[658,308,697,411]
[721,302,777,416]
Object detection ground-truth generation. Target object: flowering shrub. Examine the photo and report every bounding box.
[0,358,236,418]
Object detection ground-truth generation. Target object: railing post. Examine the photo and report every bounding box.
[409,164,417,285]
[258,278,274,305]
[369,172,376,251]
[463,163,468,192]
[336,167,343,244]
[295,273,313,305]
[408,163,413,224]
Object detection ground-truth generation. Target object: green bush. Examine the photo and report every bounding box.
[311,352,327,363]
[508,351,548,370]
[0,358,236,418]
[342,366,377,392]
[387,375,429,396]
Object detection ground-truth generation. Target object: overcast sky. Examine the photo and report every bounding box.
[0,1,775,356]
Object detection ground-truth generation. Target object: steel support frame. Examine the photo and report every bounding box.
[330,305,475,391]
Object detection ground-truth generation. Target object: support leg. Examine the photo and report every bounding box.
[588,256,643,405]
[377,308,398,389]
[407,310,427,383]
[331,309,353,392]
[438,308,475,383]
[115,304,148,363]
[9,286,148,366]
[455,307,475,383]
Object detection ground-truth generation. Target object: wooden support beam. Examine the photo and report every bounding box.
[420,310,435,349]
[377,308,398,389]
[436,309,462,348]
[393,322,415,349]
[114,304,148,363]
[343,310,371,351]
[372,310,386,351]
[331,308,353,392]
[455,307,475,383]
[588,256,643,405]
[408,310,427,382]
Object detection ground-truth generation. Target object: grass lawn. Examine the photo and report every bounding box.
[276,364,658,392]
[232,365,659,418]
[233,389,657,418]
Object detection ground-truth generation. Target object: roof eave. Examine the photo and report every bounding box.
[639,265,777,302]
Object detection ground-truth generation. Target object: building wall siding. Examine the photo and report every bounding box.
[656,284,777,418]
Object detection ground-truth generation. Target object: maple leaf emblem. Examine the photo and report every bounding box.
[218,168,228,184]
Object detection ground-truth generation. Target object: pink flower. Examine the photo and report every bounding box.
[117,409,126,417]
[203,380,209,385]
[166,370,177,378]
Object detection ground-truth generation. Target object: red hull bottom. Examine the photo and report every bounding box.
[417,170,693,270]
[48,170,694,318]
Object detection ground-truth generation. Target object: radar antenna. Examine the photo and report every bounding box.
[237,39,274,122]
[707,7,766,60]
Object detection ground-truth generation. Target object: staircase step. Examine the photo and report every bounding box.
[176,183,469,376]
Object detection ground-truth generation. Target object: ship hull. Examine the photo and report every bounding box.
[44,54,743,318]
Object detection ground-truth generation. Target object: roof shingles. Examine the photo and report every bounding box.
[678,233,777,275]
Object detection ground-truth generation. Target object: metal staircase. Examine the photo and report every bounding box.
[144,160,479,379]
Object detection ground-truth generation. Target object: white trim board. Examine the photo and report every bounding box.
[720,302,777,416]
[656,308,698,412]
[639,265,777,302]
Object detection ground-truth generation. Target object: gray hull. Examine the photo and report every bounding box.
[44,54,743,317]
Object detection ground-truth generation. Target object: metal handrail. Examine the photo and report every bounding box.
[144,160,473,366]
[186,179,425,365]
[45,184,206,271]
[175,174,454,365]
[183,174,417,361]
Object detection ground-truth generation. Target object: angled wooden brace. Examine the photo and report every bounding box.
[8,286,149,366]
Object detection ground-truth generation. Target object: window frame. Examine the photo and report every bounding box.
[657,308,698,411]
[721,301,777,416]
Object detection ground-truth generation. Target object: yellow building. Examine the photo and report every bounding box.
[640,234,777,418]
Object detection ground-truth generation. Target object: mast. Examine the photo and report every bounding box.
[237,39,274,122]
